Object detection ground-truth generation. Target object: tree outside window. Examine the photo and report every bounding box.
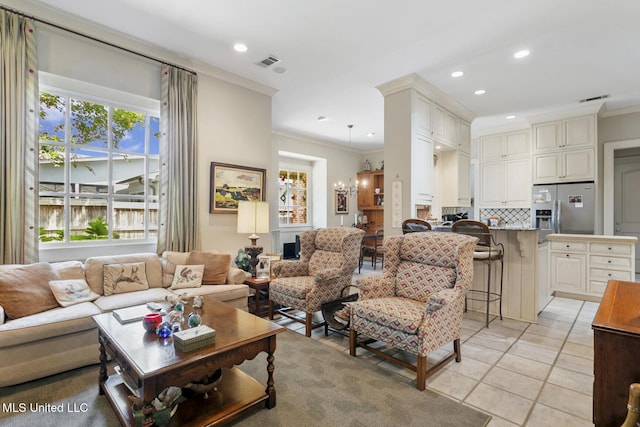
[38,91,159,243]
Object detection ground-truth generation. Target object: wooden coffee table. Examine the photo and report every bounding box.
[93,297,285,426]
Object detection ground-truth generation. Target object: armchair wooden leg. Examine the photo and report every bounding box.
[416,355,427,391]
[268,300,274,320]
[349,328,358,356]
[454,338,461,362]
[305,313,312,337]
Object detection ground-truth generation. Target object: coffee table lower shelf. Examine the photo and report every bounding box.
[102,367,268,427]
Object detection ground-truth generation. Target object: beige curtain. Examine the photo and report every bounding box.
[0,10,39,264]
[157,64,200,253]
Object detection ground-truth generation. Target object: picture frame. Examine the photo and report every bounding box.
[256,256,271,279]
[210,162,266,213]
[335,191,348,214]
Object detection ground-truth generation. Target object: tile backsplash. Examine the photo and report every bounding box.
[479,208,531,226]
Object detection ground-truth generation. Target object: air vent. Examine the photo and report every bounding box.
[258,55,281,68]
[579,94,609,103]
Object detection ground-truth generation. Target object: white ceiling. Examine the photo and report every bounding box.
[16,0,640,151]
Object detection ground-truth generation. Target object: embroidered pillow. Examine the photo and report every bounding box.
[170,264,205,289]
[0,262,60,319]
[49,279,100,307]
[103,262,149,296]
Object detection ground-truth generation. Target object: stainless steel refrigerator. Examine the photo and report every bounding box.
[532,182,595,242]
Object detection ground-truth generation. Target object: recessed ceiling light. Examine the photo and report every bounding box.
[317,116,327,121]
[367,132,375,137]
[451,71,464,78]
[474,89,486,95]
[435,145,441,150]
[514,49,530,59]
[273,66,287,74]
[233,43,248,53]
[506,115,516,120]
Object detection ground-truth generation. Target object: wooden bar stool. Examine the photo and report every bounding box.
[451,220,504,327]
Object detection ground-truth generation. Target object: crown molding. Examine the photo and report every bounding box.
[376,73,477,123]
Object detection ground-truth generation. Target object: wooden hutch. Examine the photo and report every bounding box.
[357,170,384,232]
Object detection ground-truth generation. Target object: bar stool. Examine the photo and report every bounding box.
[451,220,504,327]
[401,218,432,234]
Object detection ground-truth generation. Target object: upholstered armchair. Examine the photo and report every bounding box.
[269,227,364,337]
[348,231,478,390]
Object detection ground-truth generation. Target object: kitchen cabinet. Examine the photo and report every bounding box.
[532,114,596,183]
[479,130,530,161]
[479,158,531,208]
[458,121,471,153]
[357,170,384,231]
[532,147,595,184]
[533,115,595,153]
[548,234,637,299]
[414,95,432,138]
[432,104,446,142]
[440,150,470,207]
[432,104,459,149]
[412,135,433,205]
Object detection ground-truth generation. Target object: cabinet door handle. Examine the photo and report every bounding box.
[608,260,612,263]
[566,254,570,257]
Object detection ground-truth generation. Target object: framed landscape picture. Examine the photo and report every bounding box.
[210,162,266,213]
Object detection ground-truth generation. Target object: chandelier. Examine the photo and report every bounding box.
[334,177,359,196]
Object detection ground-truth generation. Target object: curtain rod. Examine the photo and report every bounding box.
[1,4,196,75]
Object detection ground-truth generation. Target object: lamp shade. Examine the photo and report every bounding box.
[237,201,269,236]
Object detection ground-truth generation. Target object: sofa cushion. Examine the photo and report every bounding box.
[187,251,230,285]
[161,251,190,287]
[93,287,173,312]
[0,262,60,319]
[85,253,163,295]
[49,279,100,307]
[0,302,100,348]
[102,262,150,296]
[51,260,85,280]
[170,264,204,289]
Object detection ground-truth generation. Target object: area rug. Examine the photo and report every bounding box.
[0,330,490,427]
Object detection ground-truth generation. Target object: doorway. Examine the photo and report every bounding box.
[604,139,640,274]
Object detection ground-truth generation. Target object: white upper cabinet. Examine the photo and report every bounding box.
[533,115,595,153]
[480,130,530,161]
[532,114,597,183]
[458,121,471,153]
[415,95,432,138]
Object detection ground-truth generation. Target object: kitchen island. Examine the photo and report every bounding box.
[434,225,543,323]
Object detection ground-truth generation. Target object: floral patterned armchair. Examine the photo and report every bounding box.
[269,227,364,337]
[348,231,477,390]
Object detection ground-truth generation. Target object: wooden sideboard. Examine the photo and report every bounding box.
[592,280,640,426]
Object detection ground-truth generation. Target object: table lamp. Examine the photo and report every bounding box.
[237,201,269,277]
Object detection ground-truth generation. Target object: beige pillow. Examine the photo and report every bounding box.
[49,279,100,307]
[51,260,85,280]
[170,264,204,289]
[103,262,149,296]
[0,263,60,319]
[187,251,230,285]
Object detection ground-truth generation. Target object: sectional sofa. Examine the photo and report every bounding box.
[0,250,249,387]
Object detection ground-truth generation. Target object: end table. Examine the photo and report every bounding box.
[245,276,272,316]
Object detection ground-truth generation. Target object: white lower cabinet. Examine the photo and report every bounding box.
[548,234,637,299]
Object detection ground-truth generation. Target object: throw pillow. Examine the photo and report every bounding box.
[102,262,149,296]
[0,262,60,319]
[49,279,100,307]
[187,251,230,285]
[170,264,205,289]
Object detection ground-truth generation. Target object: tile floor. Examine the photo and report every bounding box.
[269,263,603,426]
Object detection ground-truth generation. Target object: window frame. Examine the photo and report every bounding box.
[38,74,161,253]
[278,162,312,228]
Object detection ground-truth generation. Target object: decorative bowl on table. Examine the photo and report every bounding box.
[142,313,163,332]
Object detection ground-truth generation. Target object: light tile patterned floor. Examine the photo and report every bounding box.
[269,263,602,426]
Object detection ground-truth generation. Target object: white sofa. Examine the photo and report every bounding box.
[0,251,249,387]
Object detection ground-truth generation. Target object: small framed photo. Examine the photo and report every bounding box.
[335,191,348,214]
[256,256,271,278]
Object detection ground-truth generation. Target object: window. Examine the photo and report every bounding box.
[278,168,309,226]
[38,89,160,244]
